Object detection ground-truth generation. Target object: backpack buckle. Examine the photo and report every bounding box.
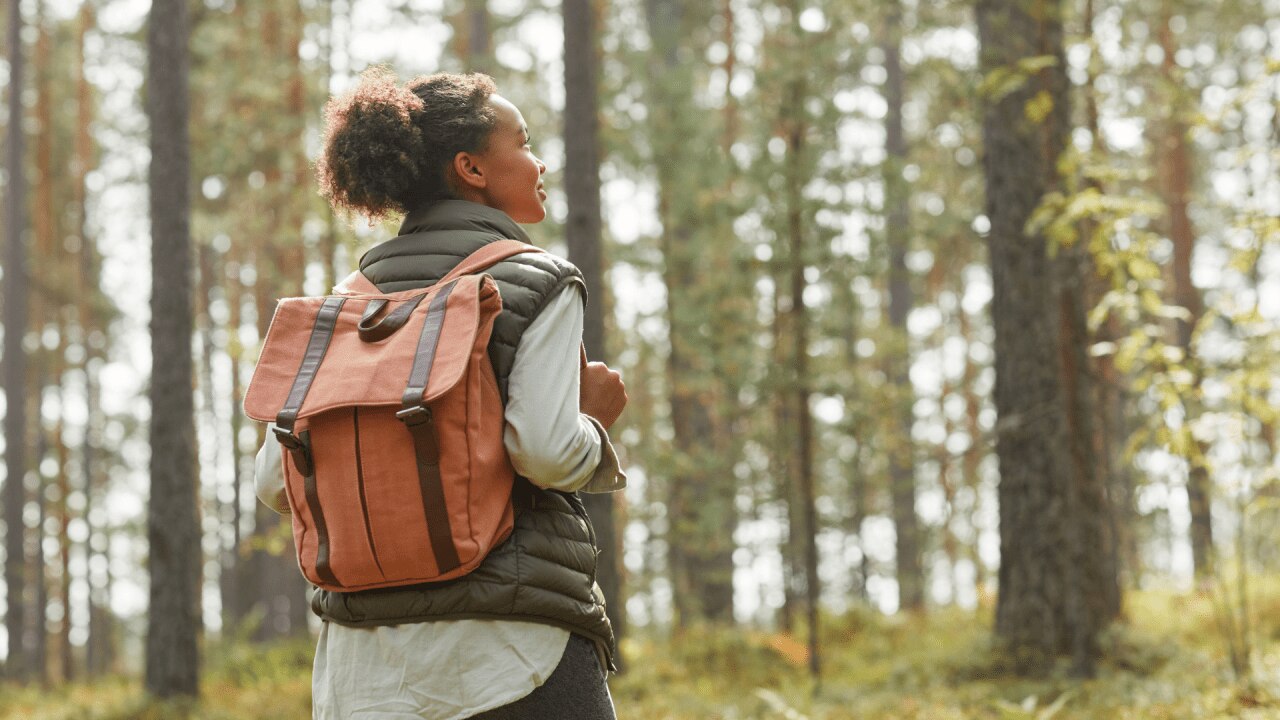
[272,426,303,449]
[396,405,433,427]
[272,427,314,477]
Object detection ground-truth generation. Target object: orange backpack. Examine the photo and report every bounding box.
[243,240,542,592]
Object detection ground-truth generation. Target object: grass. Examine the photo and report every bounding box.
[2,587,1278,719]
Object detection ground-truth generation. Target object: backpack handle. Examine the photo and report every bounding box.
[357,295,427,342]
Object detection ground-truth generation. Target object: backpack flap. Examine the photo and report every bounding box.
[243,273,502,424]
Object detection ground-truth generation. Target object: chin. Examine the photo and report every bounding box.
[515,205,547,224]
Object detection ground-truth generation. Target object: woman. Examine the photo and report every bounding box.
[254,67,627,719]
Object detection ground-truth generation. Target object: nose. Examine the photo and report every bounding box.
[537,158,547,174]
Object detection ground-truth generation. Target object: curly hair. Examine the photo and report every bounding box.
[316,67,499,221]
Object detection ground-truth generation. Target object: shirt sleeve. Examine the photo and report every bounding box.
[503,285,627,494]
[254,425,292,515]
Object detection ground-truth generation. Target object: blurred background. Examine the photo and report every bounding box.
[0,0,1278,717]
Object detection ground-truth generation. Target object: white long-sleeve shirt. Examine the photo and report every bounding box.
[254,284,625,719]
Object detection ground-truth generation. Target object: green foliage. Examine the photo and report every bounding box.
[978,55,1060,104]
[5,588,1278,719]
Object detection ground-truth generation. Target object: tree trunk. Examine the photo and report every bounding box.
[563,0,625,650]
[976,0,1111,677]
[145,0,201,697]
[783,66,820,681]
[644,0,737,626]
[73,0,110,677]
[1157,5,1212,581]
[32,424,48,686]
[221,270,247,630]
[3,0,30,682]
[1080,0,1137,590]
[882,0,924,613]
[452,0,493,73]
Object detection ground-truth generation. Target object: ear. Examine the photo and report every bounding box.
[452,151,487,191]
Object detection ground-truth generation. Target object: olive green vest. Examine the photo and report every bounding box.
[309,200,616,670]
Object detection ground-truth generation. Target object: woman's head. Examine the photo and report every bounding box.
[316,68,546,223]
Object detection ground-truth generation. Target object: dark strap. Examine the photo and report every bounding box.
[400,408,461,574]
[298,428,340,587]
[272,297,345,587]
[396,280,462,575]
[358,295,426,343]
[276,296,346,432]
[400,281,458,407]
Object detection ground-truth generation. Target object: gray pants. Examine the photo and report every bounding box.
[467,633,617,719]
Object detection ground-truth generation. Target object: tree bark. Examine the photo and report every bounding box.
[72,0,111,677]
[32,424,48,686]
[783,66,820,681]
[643,0,738,626]
[882,0,925,613]
[3,0,30,682]
[146,0,201,697]
[453,0,493,73]
[1157,5,1212,581]
[976,0,1111,677]
[563,0,625,650]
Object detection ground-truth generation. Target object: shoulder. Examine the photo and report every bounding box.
[495,247,583,286]
[488,247,586,315]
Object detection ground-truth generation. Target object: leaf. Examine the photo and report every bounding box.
[753,688,809,720]
[1024,89,1055,125]
[1038,690,1077,719]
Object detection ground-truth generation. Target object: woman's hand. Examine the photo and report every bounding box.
[580,356,628,430]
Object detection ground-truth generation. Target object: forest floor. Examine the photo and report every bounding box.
[1,585,1278,719]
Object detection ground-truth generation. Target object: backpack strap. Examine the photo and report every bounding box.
[333,240,541,296]
[333,270,380,295]
[437,240,545,286]
[389,240,545,575]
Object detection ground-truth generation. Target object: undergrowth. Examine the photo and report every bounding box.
[1,587,1276,719]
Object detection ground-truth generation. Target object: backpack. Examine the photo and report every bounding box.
[243,240,543,592]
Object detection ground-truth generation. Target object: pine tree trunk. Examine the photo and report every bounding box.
[463,0,493,73]
[835,267,869,605]
[145,0,201,697]
[56,405,73,681]
[3,0,30,682]
[222,277,247,629]
[1080,0,1137,589]
[563,0,625,648]
[783,66,820,680]
[882,0,924,613]
[644,0,737,626]
[976,0,1110,677]
[33,424,48,686]
[30,5,55,686]
[1157,5,1212,581]
[73,0,109,677]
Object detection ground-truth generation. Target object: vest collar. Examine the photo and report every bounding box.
[396,199,531,244]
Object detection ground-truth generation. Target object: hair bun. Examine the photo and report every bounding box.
[317,68,500,221]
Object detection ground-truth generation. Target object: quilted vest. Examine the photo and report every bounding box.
[308,200,616,670]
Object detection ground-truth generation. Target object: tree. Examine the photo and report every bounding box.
[3,0,30,682]
[145,0,200,697]
[975,0,1114,676]
[1155,0,1212,581]
[643,0,739,626]
[563,0,625,648]
[881,0,924,613]
[452,0,494,73]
